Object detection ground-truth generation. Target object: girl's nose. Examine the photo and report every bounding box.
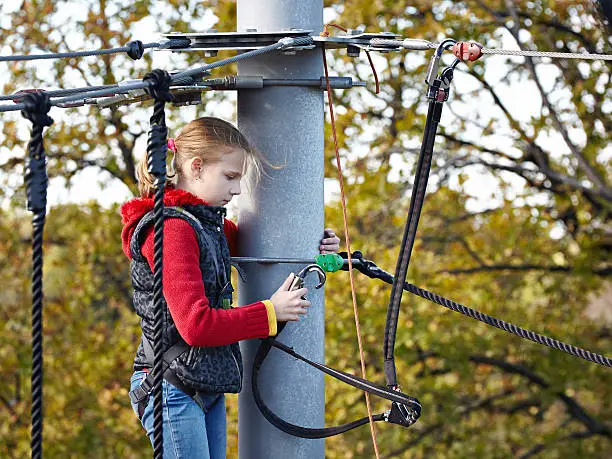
[231,182,242,195]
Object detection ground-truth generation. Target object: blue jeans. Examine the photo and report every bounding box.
[130,370,227,459]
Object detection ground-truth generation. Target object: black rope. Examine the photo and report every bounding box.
[343,252,612,368]
[143,69,173,459]
[0,38,191,63]
[20,91,53,459]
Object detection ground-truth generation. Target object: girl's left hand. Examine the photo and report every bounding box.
[319,228,341,254]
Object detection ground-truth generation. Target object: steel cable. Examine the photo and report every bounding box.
[0,38,190,62]
[480,47,612,60]
[369,38,612,60]
[0,35,314,113]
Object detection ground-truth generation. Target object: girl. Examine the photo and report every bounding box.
[120,117,340,458]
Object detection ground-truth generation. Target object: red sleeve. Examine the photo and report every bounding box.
[224,218,239,256]
[141,218,270,347]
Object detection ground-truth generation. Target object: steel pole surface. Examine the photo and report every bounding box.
[236,1,325,458]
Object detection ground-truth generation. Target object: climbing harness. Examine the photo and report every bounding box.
[142,68,174,459]
[20,91,53,459]
[127,207,218,423]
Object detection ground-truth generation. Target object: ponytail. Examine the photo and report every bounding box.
[136,147,176,198]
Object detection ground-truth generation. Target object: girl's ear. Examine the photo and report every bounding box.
[189,157,203,180]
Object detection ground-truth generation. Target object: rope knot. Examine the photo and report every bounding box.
[126,40,145,60]
[20,91,53,128]
[144,69,174,103]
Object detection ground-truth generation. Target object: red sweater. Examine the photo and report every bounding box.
[120,187,275,347]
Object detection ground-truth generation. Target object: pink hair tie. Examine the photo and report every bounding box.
[167,138,177,153]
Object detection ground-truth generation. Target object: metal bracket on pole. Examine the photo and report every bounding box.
[161,29,404,55]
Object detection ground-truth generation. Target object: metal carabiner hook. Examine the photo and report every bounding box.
[289,264,327,296]
[297,264,326,288]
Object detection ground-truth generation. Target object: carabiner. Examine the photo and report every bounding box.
[290,264,327,295]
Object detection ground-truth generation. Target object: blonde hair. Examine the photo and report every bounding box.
[137,117,264,197]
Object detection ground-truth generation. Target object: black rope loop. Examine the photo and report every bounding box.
[21,91,53,213]
[144,69,174,105]
[147,124,168,182]
[20,91,54,133]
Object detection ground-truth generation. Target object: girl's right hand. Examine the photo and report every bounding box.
[269,273,310,322]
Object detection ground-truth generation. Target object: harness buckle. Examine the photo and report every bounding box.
[128,373,154,405]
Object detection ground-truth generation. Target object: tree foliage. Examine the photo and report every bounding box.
[0,0,610,458]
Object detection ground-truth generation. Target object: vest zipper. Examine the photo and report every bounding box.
[230,349,242,391]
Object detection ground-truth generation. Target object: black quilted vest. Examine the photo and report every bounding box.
[129,205,243,393]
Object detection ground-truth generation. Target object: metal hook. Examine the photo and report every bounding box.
[296,264,326,289]
[289,264,327,295]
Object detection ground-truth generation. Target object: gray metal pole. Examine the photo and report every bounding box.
[236,1,325,458]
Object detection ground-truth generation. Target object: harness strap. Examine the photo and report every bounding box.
[129,335,192,418]
[251,330,421,439]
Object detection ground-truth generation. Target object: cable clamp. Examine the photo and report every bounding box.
[278,36,297,49]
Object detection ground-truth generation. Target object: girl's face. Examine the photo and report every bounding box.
[182,146,247,206]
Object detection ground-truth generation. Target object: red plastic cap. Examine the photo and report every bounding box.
[452,42,483,62]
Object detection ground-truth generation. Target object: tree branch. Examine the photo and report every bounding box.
[503,1,612,200]
[438,131,519,162]
[518,430,596,458]
[469,355,611,437]
[382,423,444,458]
[438,263,611,276]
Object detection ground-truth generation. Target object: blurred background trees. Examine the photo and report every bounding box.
[0,0,610,457]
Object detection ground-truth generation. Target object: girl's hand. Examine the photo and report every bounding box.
[319,228,340,254]
[270,273,310,322]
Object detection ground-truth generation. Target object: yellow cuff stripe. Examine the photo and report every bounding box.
[262,300,277,336]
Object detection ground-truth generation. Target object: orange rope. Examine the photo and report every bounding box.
[364,50,380,94]
[321,23,348,37]
[321,23,381,95]
[321,47,381,459]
